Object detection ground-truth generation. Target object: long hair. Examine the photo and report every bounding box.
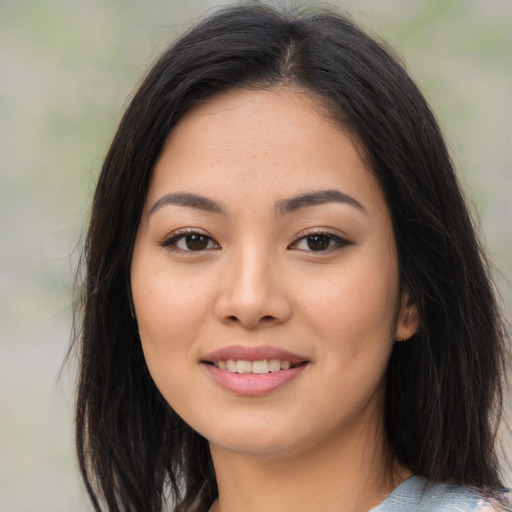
[72,4,508,511]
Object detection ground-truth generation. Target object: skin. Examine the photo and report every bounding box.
[131,87,419,512]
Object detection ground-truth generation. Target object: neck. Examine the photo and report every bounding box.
[209,420,408,512]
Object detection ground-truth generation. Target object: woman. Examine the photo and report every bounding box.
[73,3,510,511]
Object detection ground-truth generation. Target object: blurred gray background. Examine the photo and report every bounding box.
[1,0,510,510]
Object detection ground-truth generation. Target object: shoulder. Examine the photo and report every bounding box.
[371,476,511,512]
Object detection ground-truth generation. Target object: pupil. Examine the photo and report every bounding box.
[307,235,330,251]
[187,234,208,250]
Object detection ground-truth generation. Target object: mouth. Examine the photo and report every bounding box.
[204,359,308,374]
[200,345,310,396]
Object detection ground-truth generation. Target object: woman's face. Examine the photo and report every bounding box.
[131,87,418,458]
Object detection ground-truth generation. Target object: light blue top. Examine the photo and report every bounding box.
[370,476,511,511]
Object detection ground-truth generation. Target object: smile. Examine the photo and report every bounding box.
[201,345,310,395]
[213,359,295,374]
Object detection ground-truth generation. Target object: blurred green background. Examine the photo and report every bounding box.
[0,0,510,510]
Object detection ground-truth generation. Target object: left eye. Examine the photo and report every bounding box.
[290,233,349,252]
[161,232,220,252]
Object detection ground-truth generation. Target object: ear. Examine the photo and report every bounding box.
[395,287,420,342]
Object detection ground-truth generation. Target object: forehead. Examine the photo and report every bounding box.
[147,87,386,219]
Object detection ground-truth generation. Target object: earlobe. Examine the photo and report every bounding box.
[395,288,421,342]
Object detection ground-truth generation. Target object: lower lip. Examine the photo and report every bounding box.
[203,363,308,396]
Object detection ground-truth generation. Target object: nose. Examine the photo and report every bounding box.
[214,247,292,330]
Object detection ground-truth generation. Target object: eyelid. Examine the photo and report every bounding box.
[158,228,221,252]
[288,228,352,252]
[157,227,351,253]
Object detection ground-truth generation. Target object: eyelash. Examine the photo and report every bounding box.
[159,228,351,253]
[159,228,220,253]
[289,229,352,252]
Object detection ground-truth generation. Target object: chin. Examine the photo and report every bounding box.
[212,435,299,459]
[198,417,303,458]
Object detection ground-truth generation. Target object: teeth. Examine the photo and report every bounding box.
[252,360,269,374]
[235,360,252,374]
[213,359,296,374]
[269,359,281,372]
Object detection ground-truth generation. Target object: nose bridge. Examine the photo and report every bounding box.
[215,238,290,327]
[226,240,273,309]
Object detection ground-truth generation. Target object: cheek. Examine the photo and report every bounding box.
[131,261,214,385]
[134,259,211,330]
[296,255,400,387]
[132,279,207,416]
[303,262,399,336]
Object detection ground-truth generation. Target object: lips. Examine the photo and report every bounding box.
[202,345,308,365]
[201,345,310,396]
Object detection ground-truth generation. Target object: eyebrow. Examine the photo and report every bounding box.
[148,189,365,217]
[276,189,366,215]
[149,192,226,216]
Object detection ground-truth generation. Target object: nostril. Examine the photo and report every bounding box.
[224,314,277,327]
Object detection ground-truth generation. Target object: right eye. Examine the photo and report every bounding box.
[160,230,221,252]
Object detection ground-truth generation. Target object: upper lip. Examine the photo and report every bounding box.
[202,345,308,364]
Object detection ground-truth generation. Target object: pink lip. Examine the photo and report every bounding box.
[203,363,308,396]
[200,344,310,396]
[202,344,308,364]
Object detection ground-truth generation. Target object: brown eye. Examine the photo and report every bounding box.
[161,231,220,252]
[186,234,209,250]
[289,231,351,253]
[306,234,331,251]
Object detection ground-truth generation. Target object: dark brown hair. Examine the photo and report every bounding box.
[72,4,508,511]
